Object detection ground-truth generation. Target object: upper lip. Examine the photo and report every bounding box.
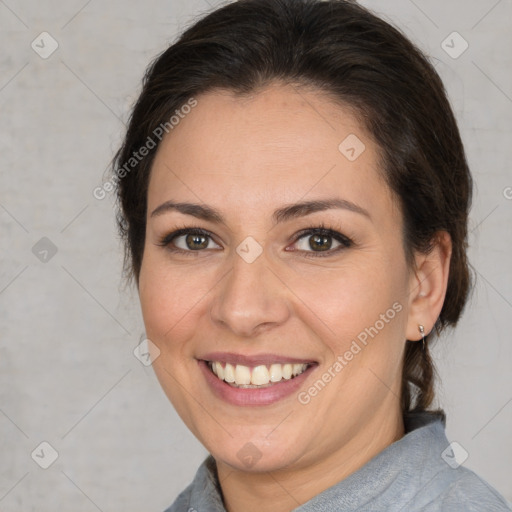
[199,352,317,367]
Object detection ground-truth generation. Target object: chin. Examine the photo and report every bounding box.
[199,426,308,473]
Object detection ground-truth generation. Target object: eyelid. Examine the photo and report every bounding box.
[157,227,220,250]
[292,226,352,245]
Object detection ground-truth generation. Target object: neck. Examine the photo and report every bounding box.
[217,409,404,512]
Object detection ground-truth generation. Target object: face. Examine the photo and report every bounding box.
[138,83,414,474]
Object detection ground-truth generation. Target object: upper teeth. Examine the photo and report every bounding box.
[209,362,309,387]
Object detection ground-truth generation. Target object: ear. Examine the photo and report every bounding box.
[405,231,452,341]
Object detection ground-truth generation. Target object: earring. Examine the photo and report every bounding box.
[418,324,425,350]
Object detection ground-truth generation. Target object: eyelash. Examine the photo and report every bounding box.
[157,222,354,258]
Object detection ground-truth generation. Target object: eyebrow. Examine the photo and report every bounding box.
[150,198,371,224]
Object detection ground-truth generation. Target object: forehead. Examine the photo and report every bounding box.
[147,84,397,223]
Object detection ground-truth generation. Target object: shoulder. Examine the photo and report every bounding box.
[162,456,225,512]
[403,413,510,511]
[164,485,192,512]
[162,485,193,512]
[414,461,511,512]
[357,413,511,512]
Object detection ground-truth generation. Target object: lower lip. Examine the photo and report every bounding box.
[198,360,316,406]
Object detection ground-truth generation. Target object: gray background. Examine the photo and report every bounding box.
[1,0,511,510]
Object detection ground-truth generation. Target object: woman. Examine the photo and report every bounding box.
[112,0,510,510]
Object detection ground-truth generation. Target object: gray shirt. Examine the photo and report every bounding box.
[164,412,511,511]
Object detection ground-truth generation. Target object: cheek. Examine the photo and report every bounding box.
[298,267,407,398]
[284,259,409,400]
[286,258,404,338]
[138,250,217,349]
[138,252,213,424]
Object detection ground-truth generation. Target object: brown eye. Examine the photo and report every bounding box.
[158,228,222,253]
[290,227,353,257]
[185,233,209,250]
[308,234,333,251]
[295,232,341,253]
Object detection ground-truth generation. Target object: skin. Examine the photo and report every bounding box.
[138,83,452,512]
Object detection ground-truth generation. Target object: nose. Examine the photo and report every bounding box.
[209,249,291,338]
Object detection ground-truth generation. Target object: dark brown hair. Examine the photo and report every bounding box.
[112,0,473,415]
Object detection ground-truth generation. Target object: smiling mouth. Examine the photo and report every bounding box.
[206,361,313,388]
